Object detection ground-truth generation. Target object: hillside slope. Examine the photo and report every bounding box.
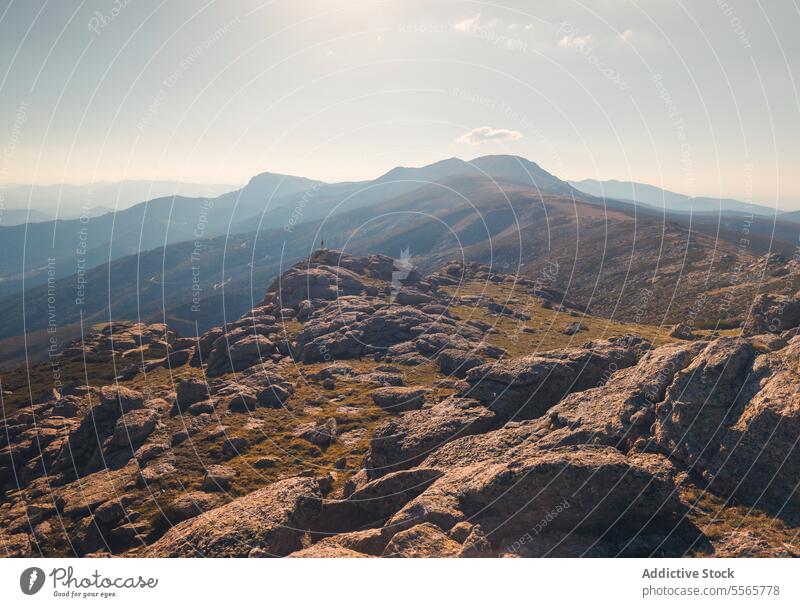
[2,250,799,557]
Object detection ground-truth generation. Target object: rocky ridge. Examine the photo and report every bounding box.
[2,250,800,557]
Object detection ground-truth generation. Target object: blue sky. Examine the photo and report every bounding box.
[1,0,799,208]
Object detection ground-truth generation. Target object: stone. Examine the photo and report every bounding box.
[388,447,682,551]
[365,397,495,479]
[295,418,337,448]
[202,465,238,491]
[99,385,144,413]
[742,291,800,336]
[382,523,462,557]
[668,323,695,340]
[562,321,588,335]
[256,384,291,408]
[371,386,428,412]
[166,491,225,524]
[109,409,159,448]
[145,477,324,557]
[228,390,259,412]
[253,457,278,469]
[464,336,649,421]
[176,378,209,410]
[437,349,484,378]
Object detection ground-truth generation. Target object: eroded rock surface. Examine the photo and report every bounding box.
[4,250,800,559]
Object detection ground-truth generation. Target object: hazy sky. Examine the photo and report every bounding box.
[1,0,799,208]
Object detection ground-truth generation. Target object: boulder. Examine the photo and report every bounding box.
[295,418,337,448]
[371,387,428,412]
[464,336,649,421]
[165,491,225,524]
[176,378,209,411]
[109,409,159,448]
[365,397,495,479]
[388,447,683,550]
[222,436,249,457]
[202,465,238,492]
[99,385,144,413]
[742,291,800,336]
[145,477,324,557]
[562,321,588,335]
[382,523,462,557]
[437,349,484,378]
[668,323,695,340]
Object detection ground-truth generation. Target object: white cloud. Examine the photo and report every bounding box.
[558,34,594,51]
[453,14,482,33]
[456,126,524,145]
[615,28,655,46]
[618,29,635,42]
[453,13,499,33]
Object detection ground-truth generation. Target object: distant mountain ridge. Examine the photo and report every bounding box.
[0,156,577,298]
[3,154,800,370]
[569,178,782,216]
[0,179,239,220]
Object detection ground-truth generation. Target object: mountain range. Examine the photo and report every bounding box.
[0,180,238,225]
[0,155,799,369]
[569,178,786,216]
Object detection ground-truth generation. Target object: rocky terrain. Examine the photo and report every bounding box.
[2,249,800,557]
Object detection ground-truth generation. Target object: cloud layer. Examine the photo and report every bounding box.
[456,126,524,145]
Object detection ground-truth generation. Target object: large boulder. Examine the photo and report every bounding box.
[206,333,276,376]
[387,447,683,551]
[98,385,145,413]
[317,468,442,533]
[464,336,649,421]
[365,397,496,479]
[656,336,800,510]
[295,305,482,363]
[108,409,159,448]
[742,291,800,336]
[371,387,428,412]
[262,257,368,310]
[145,477,324,557]
[437,349,484,378]
[654,338,756,473]
[175,378,209,411]
[538,340,708,452]
[382,523,463,557]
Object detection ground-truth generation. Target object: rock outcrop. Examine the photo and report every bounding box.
[145,477,324,557]
[4,249,800,559]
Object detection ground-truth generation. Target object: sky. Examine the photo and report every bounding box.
[1,0,799,209]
